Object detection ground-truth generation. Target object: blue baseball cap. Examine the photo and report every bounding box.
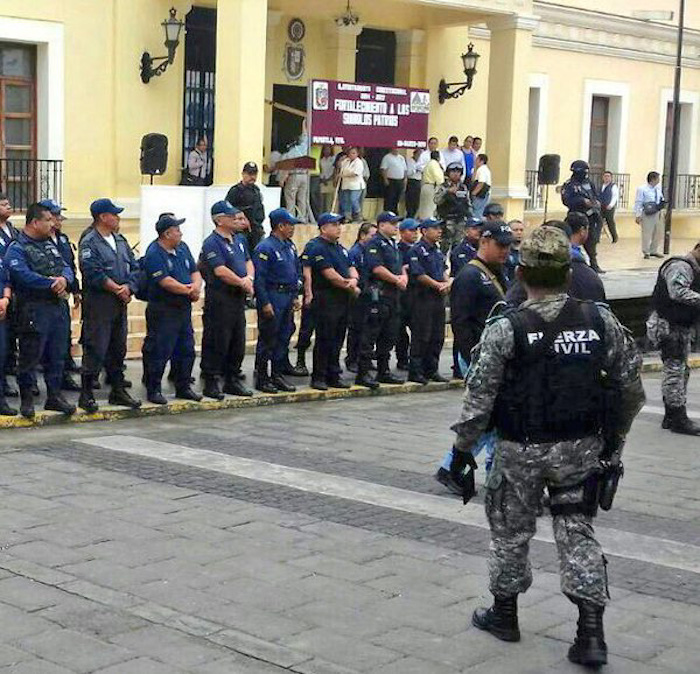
[156,213,186,235]
[399,218,419,231]
[465,217,483,229]
[90,198,124,218]
[269,207,301,227]
[38,199,65,215]
[317,213,344,227]
[420,218,443,229]
[481,221,514,245]
[211,200,240,217]
[377,211,402,224]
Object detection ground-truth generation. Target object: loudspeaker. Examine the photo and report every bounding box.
[538,154,560,185]
[140,133,168,175]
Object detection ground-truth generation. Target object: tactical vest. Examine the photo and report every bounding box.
[22,238,66,301]
[492,298,607,443]
[652,257,700,328]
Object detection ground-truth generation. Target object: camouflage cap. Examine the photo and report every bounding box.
[519,225,571,268]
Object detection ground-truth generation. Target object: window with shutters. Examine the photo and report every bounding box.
[588,96,609,175]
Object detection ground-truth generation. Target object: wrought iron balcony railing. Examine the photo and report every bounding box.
[0,158,64,211]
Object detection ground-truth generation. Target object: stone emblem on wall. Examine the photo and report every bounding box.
[284,42,305,80]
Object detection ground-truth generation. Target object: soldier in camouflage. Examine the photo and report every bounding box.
[451,226,645,668]
[647,246,700,435]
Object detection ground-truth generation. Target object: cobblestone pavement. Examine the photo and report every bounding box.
[0,372,698,672]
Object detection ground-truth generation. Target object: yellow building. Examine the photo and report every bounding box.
[1,0,699,237]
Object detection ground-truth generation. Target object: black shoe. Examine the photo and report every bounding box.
[650,253,665,259]
[284,364,308,377]
[328,377,351,389]
[434,467,464,496]
[472,595,521,643]
[223,379,254,397]
[396,361,409,371]
[428,372,449,383]
[78,391,99,414]
[147,390,168,405]
[255,378,279,394]
[202,378,225,401]
[45,393,76,415]
[3,379,17,397]
[408,373,429,385]
[108,387,142,409]
[344,360,358,374]
[294,354,309,378]
[310,378,328,391]
[376,371,404,385]
[19,388,34,419]
[567,601,607,667]
[175,387,203,402]
[61,374,81,392]
[354,374,379,390]
[667,405,700,435]
[272,374,296,393]
[0,398,17,416]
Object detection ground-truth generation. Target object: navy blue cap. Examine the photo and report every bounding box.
[38,199,65,215]
[399,218,419,231]
[481,221,514,245]
[269,207,301,227]
[211,200,240,217]
[90,198,124,218]
[317,212,344,227]
[465,217,483,228]
[377,211,402,224]
[420,218,443,229]
[156,214,186,234]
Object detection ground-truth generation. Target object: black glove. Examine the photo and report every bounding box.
[462,452,478,505]
[448,446,468,477]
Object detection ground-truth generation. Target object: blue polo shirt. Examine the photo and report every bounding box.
[253,234,301,306]
[305,235,353,292]
[450,238,477,277]
[409,239,446,283]
[397,240,413,267]
[200,231,249,293]
[348,241,368,287]
[144,239,196,306]
[364,232,403,279]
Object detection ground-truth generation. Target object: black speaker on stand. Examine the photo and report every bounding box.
[140,133,168,184]
[537,154,561,223]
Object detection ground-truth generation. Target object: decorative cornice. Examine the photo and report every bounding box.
[486,14,539,33]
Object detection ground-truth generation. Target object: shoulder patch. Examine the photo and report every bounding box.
[206,251,217,259]
[258,252,268,260]
[151,270,163,278]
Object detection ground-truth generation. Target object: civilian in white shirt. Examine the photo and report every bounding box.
[440,136,466,175]
[634,171,665,259]
[470,153,492,219]
[417,137,439,174]
[380,148,408,214]
[405,148,423,218]
[599,170,619,244]
[339,146,366,222]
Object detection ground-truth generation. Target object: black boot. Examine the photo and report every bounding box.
[45,391,76,415]
[408,371,428,385]
[202,377,225,400]
[223,378,254,397]
[376,367,404,385]
[667,405,700,436]
[567,600,607,667]
[19,386,35,419]
[294,350,309,377]
[355,370,379,390]
[175,386,203,402]
[147,386,168,405]
[0,395,17,416]
[78,375,99,413]
[271,373,296,393]
[108,386,142,409]
[472,595,520,642]
[255,374,279,394]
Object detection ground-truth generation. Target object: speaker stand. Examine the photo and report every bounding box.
[542,184,550,224]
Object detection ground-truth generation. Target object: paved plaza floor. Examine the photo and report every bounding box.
[0,372,698,672]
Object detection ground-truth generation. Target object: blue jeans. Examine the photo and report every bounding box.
[340,190,362,221]
[472,194,490,219]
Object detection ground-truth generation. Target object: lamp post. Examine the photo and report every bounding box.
[140,7,185,84]
[664,0,686,255]
[438,44,480,104]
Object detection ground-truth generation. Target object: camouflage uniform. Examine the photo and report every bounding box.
[646,255,700,408]
[452,232,645,607]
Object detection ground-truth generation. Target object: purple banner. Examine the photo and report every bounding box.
[308,79,430,149]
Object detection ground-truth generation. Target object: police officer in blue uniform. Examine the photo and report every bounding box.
[345,222,377,373]
[253,207,303,394]
[356,211,407,389]
[40,199,81,389]
[306,213,359,390]
[143,214,203,404]
[6,203,76,418]
[408,218,451,384]
[199,201,255,400]
[395,218,419,371]
[78,198,142,413]
[0,254,16,415]
[294,244,317,378]
[0,193,19,397]
[449,217,481,277]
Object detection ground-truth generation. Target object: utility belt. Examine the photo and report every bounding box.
[268,283,299,294]
[497,425,599,445]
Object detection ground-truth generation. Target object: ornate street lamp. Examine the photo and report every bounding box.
[438,43,480,104]
[140,7,185,84]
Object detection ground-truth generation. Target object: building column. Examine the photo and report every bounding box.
[324,22,363,81]
[485,14,538,219]
[214,0,268,184]
[395,29,426,88]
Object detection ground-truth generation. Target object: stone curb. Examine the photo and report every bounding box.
[641,356,700,373]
